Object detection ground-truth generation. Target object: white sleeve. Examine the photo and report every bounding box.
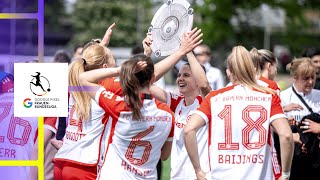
[193,110,209,124]
[280,90,289,107]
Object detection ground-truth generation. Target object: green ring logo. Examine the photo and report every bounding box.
[23,98,33,108]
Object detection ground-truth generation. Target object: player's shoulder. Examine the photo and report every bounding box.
[259,77,279,89]
[154,98,174,115]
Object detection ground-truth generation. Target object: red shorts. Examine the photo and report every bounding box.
[54,161,97,180]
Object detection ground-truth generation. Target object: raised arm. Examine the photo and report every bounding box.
[150,85,168,103]
[154,28,203,81]
[79,67,121,98]
[99,23,116,47]
[79,61,147,99]
[187,52,211,97]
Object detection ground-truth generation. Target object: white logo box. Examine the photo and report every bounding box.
[14,63,68,117]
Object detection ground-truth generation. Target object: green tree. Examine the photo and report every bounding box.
[45,0,67,32]
[70,0,152,47]
[192,0,320,56]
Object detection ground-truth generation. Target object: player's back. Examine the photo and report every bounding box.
[204,85,282,180]
[0,92,38,180]
[54,95,105,165]
[96,92,174,180]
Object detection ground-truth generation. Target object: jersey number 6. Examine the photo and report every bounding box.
[125,126,154,166]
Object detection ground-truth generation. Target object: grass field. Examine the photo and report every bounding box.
[160,157,171,180]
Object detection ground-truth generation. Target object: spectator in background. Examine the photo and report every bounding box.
[301,47,320,90]
[53,50,71,64]
[280,58,320,180]
[131,44,144,55]
[72,44,84,62]
[193,44,224,90]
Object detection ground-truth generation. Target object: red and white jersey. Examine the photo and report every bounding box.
[0,93,38,180]
[258,77,280,95]
[95,87,174,180]
[195,84,285,180]
[258,77,281,163]
[54,77,122,166]
[167,92,210,180]
[98,77,123,167]
[99,77,122,96]
[54,95,105,165]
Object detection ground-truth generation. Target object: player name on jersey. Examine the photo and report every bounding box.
[121,160,152,177]
[121,114,171,122]
[0,148,16,159]
[218,154,265,164]
[64,130,86,142]
[213,95,272,102]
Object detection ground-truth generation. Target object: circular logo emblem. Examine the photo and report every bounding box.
[29,72,51,96]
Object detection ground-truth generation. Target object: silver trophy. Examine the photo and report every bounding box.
[149,0,194,57]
